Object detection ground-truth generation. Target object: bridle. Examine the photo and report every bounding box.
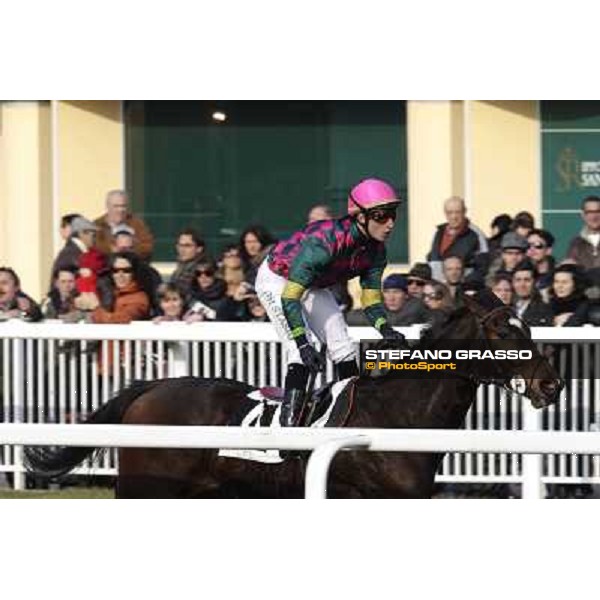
[474,304,547,394]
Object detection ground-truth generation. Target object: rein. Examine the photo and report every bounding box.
[473,304,546,393]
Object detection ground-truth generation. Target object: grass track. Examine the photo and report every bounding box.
[0,487,114,499]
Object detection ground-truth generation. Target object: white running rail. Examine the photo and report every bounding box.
[1,320,600,495]
[3,424,600,498]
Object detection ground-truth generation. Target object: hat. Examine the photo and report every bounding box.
[382,274,408,292]
[112,224,135,237]
[70,216,98,235]
[501,231,527,251]
[407,263,432,282]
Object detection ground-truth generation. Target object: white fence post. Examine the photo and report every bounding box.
[305,435,371,499]
[522,403,543,499]
[169,342,190,378]
[11,338,25,490]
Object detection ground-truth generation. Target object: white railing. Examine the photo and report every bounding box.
[1,320,599,495]
[2,424,600,498]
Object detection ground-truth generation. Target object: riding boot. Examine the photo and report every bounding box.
[336,359,359,381]
[280,388,306,427]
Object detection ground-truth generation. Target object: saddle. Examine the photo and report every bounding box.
[218,377,358,464]
[250,379,356,428]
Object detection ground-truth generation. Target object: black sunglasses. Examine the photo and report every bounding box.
[196,269,215,277]
[424,292,443,301]
[528,242,546,250]
[367,207,398,224]
[112,267,133,274]
[407,278,425,287]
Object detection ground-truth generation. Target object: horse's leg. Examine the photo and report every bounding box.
[328,452,437,499]
[117,447,224,499]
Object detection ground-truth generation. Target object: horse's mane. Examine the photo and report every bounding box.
[416,306,473,348]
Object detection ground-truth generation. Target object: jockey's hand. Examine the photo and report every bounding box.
[298,342,326,374]
[379,325,409,348]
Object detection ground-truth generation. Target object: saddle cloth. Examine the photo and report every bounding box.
[218,377,355,464]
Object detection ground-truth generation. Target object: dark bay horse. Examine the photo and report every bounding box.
[25,291,563,498]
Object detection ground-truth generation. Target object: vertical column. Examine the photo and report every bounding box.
[0,101,53,301]
[54,101,124,238]
[465,101,540,234]
[406,101,465,265]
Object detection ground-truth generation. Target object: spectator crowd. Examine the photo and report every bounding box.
[3,188,600,331]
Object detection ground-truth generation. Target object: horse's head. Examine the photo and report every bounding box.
[461,289,564,408]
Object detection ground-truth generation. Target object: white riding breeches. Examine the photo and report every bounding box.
[255,259,357,366]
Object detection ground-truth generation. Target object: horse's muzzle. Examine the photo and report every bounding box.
[534,378,565,408]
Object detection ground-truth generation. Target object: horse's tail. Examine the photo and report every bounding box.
[24,379,158,479]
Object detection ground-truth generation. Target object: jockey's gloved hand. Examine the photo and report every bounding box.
[379,325,409,348]
[296,337,326,374]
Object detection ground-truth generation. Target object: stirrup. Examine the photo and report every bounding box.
[280,389,306,427]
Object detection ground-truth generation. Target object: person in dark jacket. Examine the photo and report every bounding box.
[239,224,277,285]
[170,228,210,298]
[42,266,84,322]
[441,255,465,300]
[548,264,592,326]
[486,231,528,285]
[526,228,555,295]
[50,216,99,284]
[488,213,512,261]
[422,280,454,328]
[490,273,514,306]
[511,262,553,326]
[427,196,489,274]
[405,263,432,300]
[185,260,228,322]
[58,213,83,243]
[0,267,43,322]
[566,196,600,270]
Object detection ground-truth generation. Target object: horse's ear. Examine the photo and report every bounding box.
[461,287,504,313]
[476,287,506,310]
[459,291,480,313]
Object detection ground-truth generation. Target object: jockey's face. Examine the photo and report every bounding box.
[358,209,396,242]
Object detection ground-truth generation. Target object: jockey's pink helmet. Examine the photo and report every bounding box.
[347,178,401,216]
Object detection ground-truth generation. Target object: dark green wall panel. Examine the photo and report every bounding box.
[541,101,600,260]
[125,101,408,262]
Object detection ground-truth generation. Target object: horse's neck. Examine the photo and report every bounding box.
[377,377,476,429]
[361,311,482,429]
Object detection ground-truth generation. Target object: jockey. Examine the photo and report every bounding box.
[255,177,407,427]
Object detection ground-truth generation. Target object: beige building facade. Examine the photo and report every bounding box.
[0,100,540,301]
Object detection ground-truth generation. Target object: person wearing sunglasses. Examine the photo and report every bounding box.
[486,231,528,286]
[422,280,453,328]
[405,263,431,299]
[566,196,600,270]
[526,228,555,295]
[184,260,228,322]
[91,252,151,324]
[255,177,407,427]
[170,228,210,298]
